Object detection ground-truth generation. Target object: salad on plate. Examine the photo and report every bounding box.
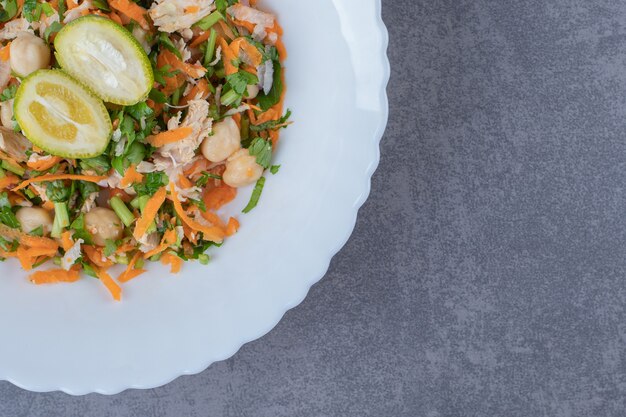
[0,0,289,300]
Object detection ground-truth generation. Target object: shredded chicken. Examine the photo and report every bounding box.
[34,13,59,40]
[132,26,152,54]
[156,99,212,167]
[64,0,94,23]
[0,20,30,40]
[174,37,191,62]
[149,0,215,33]
[0,127,31,162]
[138,231,160,253]
[62,239,84,270]
[81,192,98,213]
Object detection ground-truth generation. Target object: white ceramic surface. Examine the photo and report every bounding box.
[0,0,389,395]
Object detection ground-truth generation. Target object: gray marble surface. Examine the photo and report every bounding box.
[2,0,626,415]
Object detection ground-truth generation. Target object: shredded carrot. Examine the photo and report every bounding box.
[190,30,211,48]
[109,0,149,30]
[0,43,10,62]
[26,155,62,171]
[275,38,287,61]
[254,108,279,125]
[61,231,73,252]
[218,36,238,76]
[66,0,78,9]
[199,210,226,229]
[148,126,193,147]
[30,269,80,284]
[230,17,255,34]
[120,165,143,188]
[0,248,16,258]
[184,5,199,14]
[95,266,122,301]
[118,251,142,283]
[180,78,209,105]
[247,102,262,112]
[230,37,263,67]
[160,252,182,273]
[182,223,198,244]
[118,268,146,283]
[13,174,106,192]
[159,50,206,79]
[142,228,177,258]
[203,184,237,210]
[133,187,167,239]
[218,19,236,40]
[178,174,194,189]
[115,243,136,253]
[169,183,225,243]
[16,247,33,271]
[183,158,209,177]
[21,235,59,250]
[83,246,113,268]
[0,175,18,189]
[226,217,239,236]
[108,11,123,25]
[232,112,242,129]
[157,50,186,96]
[42,200,54,210]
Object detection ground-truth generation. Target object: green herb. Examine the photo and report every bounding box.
[226,71,258,95]
[250,109,292,132]
[103,239,119,257]
[220,89,241,107]
[0,85,16,102]
[247,137,272,169]
[0,0,18,23]
[92,0,110,11]
[270,165,281,174]
[57,0,66,19]
[198,253,210,265]
[0,205,18,228]
[28,225,44,237]
[79,154,110,174]
[125,101,153,121]
[110,196,135,227]
[126,141,147,164]
[242,176,265,213]
[134,171,167,196]
[157,32,182,59]
[46,180,71,202]
[195,172,222,187]
[189,198,206,212]
[44,21,63,43]
[81,261,98,278]
[203,28,218,67]
[70,213,93,244]
[193,11,224,30]
[22,0,38,22]
[1,159,24,176]
[149,88,167,103]
[257,61,283,111]
[51,202,69,237]
[40,2,54,16]
[153,64,180,86]
[0,235,11,251]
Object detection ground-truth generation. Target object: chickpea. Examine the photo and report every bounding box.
[200,117,241,163]
[0,99,14,129]
[15,207,53,235]
[84,207,123,246]
[223,149,264,188]
[246,84,259,99]
[10,32,51,77]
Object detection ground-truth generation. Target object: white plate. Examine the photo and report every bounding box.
[0,0,389,394]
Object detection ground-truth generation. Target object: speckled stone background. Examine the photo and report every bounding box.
[3,0,626,415]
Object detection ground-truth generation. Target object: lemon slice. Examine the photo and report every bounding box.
[14,70,112,158]
[54,16,154,105]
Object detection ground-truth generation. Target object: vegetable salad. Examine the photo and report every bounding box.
[0,0,289,300]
